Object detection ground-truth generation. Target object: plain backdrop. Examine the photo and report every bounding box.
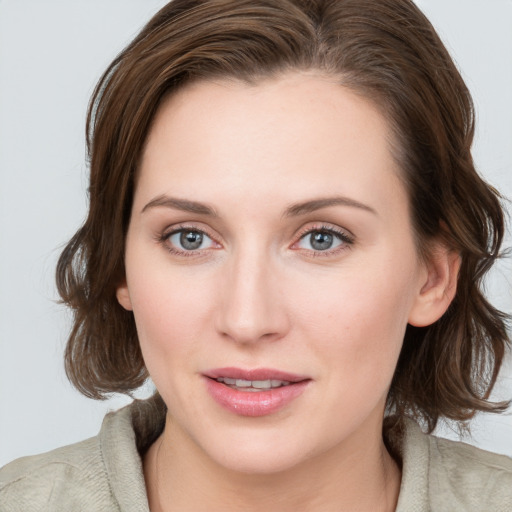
[0,0,511,467]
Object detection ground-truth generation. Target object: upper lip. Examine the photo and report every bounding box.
[204,367,310,383]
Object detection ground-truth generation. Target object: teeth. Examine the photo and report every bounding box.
[216,378,291,390]
[252,380,271,389]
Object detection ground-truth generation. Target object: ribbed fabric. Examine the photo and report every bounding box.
[1,399,512,511]
[0,404,150,512]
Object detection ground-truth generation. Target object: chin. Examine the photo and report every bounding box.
[196,425,319,475]
[214,447,308,475]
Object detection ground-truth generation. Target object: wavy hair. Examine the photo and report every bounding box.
[56,0,510,431]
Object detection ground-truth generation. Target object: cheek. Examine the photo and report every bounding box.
[292,254,419,371]
[126,260,218,372]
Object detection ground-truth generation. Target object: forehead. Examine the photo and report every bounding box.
[136,72,406,217]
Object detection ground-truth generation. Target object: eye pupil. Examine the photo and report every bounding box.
[180,231,203,250]
[310,231,333,250]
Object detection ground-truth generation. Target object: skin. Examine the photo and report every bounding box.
[117,71,459,511]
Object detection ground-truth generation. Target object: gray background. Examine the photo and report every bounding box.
[1,0,511,466]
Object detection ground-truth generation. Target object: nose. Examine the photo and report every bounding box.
[215,247,290,345]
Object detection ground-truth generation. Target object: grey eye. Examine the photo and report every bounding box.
[180,231,203,250]
[309,232,334,251]
[168,230,213,251]
[296,230,345,252]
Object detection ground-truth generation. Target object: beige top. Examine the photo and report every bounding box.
[1,397,512,511]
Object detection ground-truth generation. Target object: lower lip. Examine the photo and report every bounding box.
[204,378,310,417]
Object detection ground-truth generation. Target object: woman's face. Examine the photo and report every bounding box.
[117,72,432,473]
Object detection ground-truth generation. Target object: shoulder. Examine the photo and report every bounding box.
[427,433,512,510]
[397,418,512,511]
[0,435,116,511]
[0,400,158,512]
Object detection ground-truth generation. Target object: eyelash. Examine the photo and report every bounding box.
[156,224,220,258]
[156,223,354,258]
[293,224,355,257]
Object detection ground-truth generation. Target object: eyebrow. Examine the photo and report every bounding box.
[141,194,377,218]
[141,195,219,216]
[284,196,377,217]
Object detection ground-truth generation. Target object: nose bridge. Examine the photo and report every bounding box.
[216,241,287,344]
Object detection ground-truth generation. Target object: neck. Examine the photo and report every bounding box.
[144,414,401,512]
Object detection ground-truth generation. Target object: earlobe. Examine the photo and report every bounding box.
[116,279,133,311]
[408,246,461,327]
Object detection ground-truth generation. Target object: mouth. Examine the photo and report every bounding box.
[203,367,311,416]
[204,367,309,388]
[214,377,292,392]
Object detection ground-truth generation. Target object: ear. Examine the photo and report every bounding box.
[116,278,133,311]
[408,244,461,327]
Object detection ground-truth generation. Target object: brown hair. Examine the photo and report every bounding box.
[57,0,510,431]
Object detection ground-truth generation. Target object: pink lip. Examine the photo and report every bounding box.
[203,367,311,417]
[204,367,308,382]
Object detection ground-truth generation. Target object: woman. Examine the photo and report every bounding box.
[1,0,511,510]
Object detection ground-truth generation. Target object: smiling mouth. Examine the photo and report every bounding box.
[214,377,291,392]
[204,371,311,416]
